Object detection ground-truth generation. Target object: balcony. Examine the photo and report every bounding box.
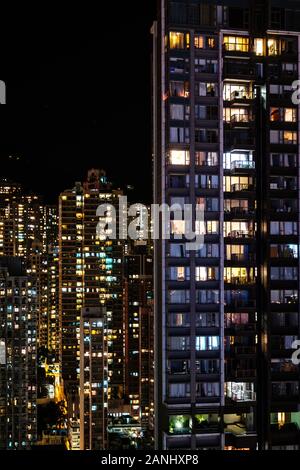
[226,322,256,332]
[224,276,255,286]
[230,114,252,124]
[230,183,254,192]
[226,369,256,379]
[230,161,255,171]
[229,90,254,102]
[225,207,254,218]
[223,63,255,79]
[270,423,300,445]
[225,134,255,150]
[227,253,255,263]
[225,230,254,239]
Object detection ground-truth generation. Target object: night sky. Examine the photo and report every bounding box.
[0,2,157,204]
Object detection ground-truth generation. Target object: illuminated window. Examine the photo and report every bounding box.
[196,267,219,281]
[254,38,264,56]
[169,150,190,165]
[223,83,252,101]
[270,130,297,145]
[171,220,185,235]
[268,38,279,55]
[284,131,297,144]
[284,108,297,122]
[268,38,290,56]
[207,37,216,49]
[169,32,189,49]
[194,35,204,49]
[168,266,188,281]
[169,415,191,434]
[169,80,189,98]
[196,82,218,97]
[270,107,296,122]
[223,36,249,52]
[270,107,280,122]
[224,107,249,123]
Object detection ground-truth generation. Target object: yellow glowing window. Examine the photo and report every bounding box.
[207,37,216,49]
[186,33,190,49]
[284,131,297,144]
[169,32,184,49]
[194,35,204,49]
[268,39,279,55]
[284,108,297,122]
[224,36,249,52]
[176,267,185,281]
[254,38,264,56]
[270,107,280,122]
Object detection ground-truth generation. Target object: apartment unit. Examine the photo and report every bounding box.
[0,257,37,449]
[153,0,300,450]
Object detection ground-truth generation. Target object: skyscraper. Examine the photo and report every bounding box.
[123,241,154,430]
[80,307,108,450]
[0,257,37,449]
[153,0,300,450]
[59,170,124,416]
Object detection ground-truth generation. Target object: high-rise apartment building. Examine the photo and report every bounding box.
[0,257,37,449]
[80,307,108,450]
[0,180,59,358]
[153,0,300,450]
[123,242,154,430]
[59,170,124,414]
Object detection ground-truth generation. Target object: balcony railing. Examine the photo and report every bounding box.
[230,114,251,123]
[233,346,256,355]
[230,183,254,192]
[230,161,255,170]
[225,207,253,217]
[230,90,253,101]
[227,369,257,378]
[224,277,255,286]
[225,230,254,238]
[227,253,254,262]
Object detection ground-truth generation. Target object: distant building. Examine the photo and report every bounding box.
[59,170,125,417]
[0,257,37,449]
[123,241,154,431]
[80,307,108,450]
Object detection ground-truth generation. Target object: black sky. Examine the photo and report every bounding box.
[0,2,157,204]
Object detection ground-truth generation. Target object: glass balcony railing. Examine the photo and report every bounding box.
[230,114,251,123]
[230,183,254,192]
[226,253,254,262]
[224,276,255,285]
[230,161,255,170]
[225,207,254,217]
[230,90,253,101]
[225,230,254,238]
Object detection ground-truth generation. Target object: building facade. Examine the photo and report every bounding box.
[0,257,37,449]
[59,169,125,416]
[123,242,154,430]
[80,307,108,450]
[153,0,300,450]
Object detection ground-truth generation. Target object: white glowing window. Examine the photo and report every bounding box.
[169,150,190,165]
[254,38,264,56]
[171,220,185,235]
